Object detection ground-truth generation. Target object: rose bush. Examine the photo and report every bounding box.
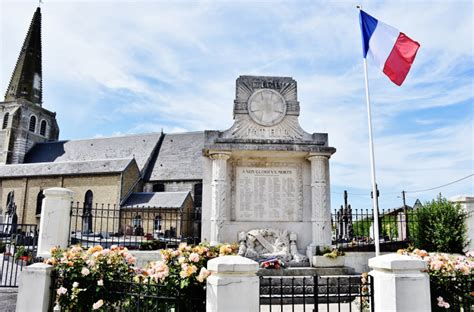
[46,245,136,311]
[47,242,238,311]
[397,248,474,311]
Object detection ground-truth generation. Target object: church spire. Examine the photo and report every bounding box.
[4,7,42,106]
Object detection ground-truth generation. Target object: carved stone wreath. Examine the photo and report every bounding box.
[248,89,287,127]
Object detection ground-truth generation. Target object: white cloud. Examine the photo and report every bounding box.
[1,0,472,210]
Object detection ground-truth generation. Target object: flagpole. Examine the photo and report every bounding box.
[362,57,381,257]
[358,5,381,257]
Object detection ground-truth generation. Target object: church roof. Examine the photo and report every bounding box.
[122,192,191,209]
[5,7,42,105]
[149,132,204,181]
[0,158,134,178]
[24,132,163,174]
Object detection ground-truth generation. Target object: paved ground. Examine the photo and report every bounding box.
[0,288,17,312]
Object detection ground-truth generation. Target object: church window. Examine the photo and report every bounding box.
[36,190,45,215]
[154,215,162,232]
[153,183,165,192]
[29,115,36,132]
[194,183,203,208]
[2,113,9,129]
[6,191,14,207]
[83,190,93,233]
[40,120,47,136]
[133,215,142,228]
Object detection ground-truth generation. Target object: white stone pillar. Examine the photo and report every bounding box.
[306,154,331,258]
[369,254,431,312]
[206,255,259,312]
[16,263,54,312]
[209,152,231,245]
[38,187,75,258]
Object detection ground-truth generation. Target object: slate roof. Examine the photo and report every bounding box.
[149,132,204,181]
[122,192,191,209]
[24,132,162,173]
[0,158,134,178]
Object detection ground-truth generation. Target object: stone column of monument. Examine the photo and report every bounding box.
[209,152,231,245]
[307,154,332,256]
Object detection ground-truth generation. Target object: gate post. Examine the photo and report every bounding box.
[37,188,74,258]
[369,253,431,312]
[16,263,53,312]
[206,255,259,312]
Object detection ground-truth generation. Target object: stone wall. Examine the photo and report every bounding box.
[0,173,126,225]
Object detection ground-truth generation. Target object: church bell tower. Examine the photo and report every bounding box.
[0,7,59,164]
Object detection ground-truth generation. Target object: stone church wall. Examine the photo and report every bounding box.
[120,162,141,201]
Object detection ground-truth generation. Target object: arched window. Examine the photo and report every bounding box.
[40,120,47,136]
[83,190,93,233]
[6,191,14,208]
[29,115,36,132]
[154,215,162,232]
[133,215,143,236]
[36,191,45,215]
[153,183,165,192]
[194,183,203,208]
[2,113,9,129]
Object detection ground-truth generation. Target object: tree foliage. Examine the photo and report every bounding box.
[413,194,469,253]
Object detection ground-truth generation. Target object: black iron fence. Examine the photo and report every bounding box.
[430,274,474,311]
[49,273,206,312]
[260,274,374,312]
[0,223,38,287]
[332,208,418,251]
[69,203,202,249]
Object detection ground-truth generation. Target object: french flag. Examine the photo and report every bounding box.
[359,10,420,86]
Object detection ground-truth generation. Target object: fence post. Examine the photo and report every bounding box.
[206,255,259,312]
[369,253,431,312]
[16,263,53,312]
[37,187,75,258]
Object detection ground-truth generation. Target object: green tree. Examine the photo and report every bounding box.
[413,194,469,253]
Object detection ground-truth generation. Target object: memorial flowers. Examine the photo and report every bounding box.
[260,258,285,269]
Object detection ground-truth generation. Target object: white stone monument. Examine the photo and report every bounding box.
[201,76,336,260]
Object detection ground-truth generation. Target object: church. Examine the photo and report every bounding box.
[1,8,335,252]
[0,8,204,227]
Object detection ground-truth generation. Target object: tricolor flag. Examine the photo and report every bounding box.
[359,10,420,86]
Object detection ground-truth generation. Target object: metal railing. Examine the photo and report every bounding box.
[69,202,202,249]
[0,223,38,287]
[49,272,206,312]
[259,274,374,312]
[331,209,417,251]
[430,274,474,311]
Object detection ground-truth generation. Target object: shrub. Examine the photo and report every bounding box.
[413,194,469,253]
[398,249,474,311]
[46,242,238,311]
[0,241,6,253]
[45,245,137,311]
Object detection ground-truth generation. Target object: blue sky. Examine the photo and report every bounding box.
[1,0,473,211]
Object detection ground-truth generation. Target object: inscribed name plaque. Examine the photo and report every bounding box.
[235,166,303,221]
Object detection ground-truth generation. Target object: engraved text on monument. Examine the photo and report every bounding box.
[235,166,302,221]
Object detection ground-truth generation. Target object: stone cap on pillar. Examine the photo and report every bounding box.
[369,253,427,272]
[208,255,259,274]
[44,187,74,197]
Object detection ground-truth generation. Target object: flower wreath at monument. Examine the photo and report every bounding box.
[260,258,286,269]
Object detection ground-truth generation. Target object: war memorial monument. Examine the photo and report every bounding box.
[201,75,336,264]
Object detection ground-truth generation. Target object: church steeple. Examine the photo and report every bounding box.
[4,7,42,106]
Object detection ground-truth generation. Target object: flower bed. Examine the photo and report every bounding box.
[46,242,238,311]
[397,248,474,311]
